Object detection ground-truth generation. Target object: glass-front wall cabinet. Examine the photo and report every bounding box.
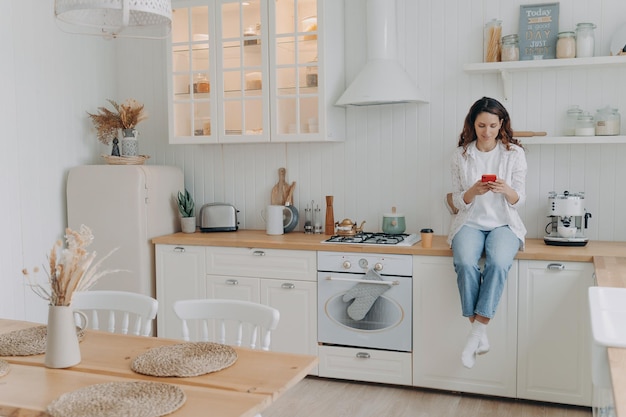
[271,0,319,138]
[170,4,216,143]
[168,0,343,144]
[218,0,268,141]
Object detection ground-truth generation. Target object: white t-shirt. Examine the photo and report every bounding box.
[465,145,508,231]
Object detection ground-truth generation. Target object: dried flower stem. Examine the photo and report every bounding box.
[22,225,123,306]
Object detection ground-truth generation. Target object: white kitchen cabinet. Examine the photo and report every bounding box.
[260,279,317,360]
[205,246,318,368]
[155,244,207,340]
[318,345,412,386]
[517,260,594,406]
[168,0,344,144]
[206,275,260,301]
[412,256,518,398]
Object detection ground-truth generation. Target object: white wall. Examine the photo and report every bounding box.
[0,1,116,321]
[2,0,626,322]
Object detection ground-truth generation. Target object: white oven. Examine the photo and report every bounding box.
[317,251,412,352]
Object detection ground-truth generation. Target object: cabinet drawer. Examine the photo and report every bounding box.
[205,247,316,281]
[318,345,412,386]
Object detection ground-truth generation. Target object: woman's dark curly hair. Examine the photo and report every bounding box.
[458,97,523,154]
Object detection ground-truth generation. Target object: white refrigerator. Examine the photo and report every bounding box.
[66,165,184,298]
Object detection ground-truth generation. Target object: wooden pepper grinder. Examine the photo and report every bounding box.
[325,195,334,235]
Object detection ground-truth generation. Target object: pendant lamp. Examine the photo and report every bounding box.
[55,0,172,39]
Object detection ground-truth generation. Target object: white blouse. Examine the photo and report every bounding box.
[447,141,528,249]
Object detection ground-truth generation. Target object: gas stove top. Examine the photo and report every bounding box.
[322,232,421,246]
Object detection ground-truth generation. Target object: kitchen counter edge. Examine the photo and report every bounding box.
[152,230,626,262]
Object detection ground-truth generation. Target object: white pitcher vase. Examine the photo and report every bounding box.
[45,305,87,369]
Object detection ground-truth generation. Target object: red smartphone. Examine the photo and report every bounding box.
[481,174,497,182]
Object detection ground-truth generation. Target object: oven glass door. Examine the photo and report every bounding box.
[317,271,412,352]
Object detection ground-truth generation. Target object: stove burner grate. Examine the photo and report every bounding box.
[325,232,411,245]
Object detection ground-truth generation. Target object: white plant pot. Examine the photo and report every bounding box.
[181,217,196,233]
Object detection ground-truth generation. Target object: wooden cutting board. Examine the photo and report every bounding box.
[271,168,288,205]
[271,168,295,205]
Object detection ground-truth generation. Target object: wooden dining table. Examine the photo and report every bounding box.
[0,318,318,417]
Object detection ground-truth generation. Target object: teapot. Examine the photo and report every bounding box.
[334,219,366,236]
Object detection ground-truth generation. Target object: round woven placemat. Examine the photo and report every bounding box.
[131,342,237,377]
[47,381,186,417]
[0,359,9,377]
[0,325,85,356]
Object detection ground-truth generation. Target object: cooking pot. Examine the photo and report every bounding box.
[334,219,366,236]
[382,207,406,234]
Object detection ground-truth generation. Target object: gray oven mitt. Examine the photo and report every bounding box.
[342,269,390,321]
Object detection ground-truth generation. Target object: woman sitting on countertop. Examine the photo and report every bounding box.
[448,96,527,369]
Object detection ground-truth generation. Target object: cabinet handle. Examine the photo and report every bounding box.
[225,279,239,285]
[547,263,565,270]
[356,352,370,359]
[252,250,266,256]
[281,283,295,290]
[174,247,185,253]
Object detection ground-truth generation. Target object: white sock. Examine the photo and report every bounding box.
[477,331,490,355]
[462,321,487,368]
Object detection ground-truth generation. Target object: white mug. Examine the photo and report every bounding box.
[261,205,284,235]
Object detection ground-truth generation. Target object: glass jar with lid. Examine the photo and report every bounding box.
[500,34,519,62]
[565,105,583,136]
[595,106,621,136]
[306,56,318,87]
[484,19,502,62]
[556,32,576,59]
[575,23,596,58]
[575,112,595,136]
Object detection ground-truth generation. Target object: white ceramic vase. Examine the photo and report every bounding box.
[121,129,139,157]
[181,217,196,233]
[44,305,87,369]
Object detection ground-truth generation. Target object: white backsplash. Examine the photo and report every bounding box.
[2,0,626,322]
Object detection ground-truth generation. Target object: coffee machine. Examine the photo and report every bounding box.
[544,191,592,246]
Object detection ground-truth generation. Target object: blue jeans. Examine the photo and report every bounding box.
[452,225,520,319]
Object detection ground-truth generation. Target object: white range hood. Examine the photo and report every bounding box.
[335,0,428,106]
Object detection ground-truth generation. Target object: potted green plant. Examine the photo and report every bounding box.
[177,189,196,233]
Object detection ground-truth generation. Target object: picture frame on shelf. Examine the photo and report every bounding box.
[518,2,560,60]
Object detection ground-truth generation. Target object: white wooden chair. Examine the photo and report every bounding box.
[71,290,158,337]
[172,299,280,351]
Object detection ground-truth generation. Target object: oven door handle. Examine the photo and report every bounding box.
[324,276,399,286]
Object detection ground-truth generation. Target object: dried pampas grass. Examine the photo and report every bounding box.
[88,99,148,145]
[22,225,122,306]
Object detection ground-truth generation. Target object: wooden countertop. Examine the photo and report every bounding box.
[153,230,626,262]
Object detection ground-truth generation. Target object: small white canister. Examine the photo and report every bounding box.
[595,106,621,136]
